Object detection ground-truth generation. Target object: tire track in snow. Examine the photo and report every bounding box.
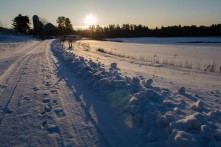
[0,41,47,125]
[0,42,40,85]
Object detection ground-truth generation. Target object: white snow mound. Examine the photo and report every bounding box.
[51,40,221,146]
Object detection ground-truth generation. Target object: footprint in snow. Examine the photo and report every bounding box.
[0,85,7,92]
[53,100,58,104]
[40,103,52,116]
[46,75,51,79]
[42,93,49,97]
[23,96,30,101]
[33,87,40,91]
[45,82,51,86]
[47,125,60,134]
[42,98,50,103]
[41,120,48,129]
[214,94,220,98]
[54,107,66,118]
[51,89,57,94]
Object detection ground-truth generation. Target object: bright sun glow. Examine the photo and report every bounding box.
[85,15,96,26]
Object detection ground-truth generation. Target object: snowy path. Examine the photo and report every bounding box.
[0,40,142,147]
[1,37,221,147]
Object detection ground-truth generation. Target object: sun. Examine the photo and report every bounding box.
[85,15,96,26]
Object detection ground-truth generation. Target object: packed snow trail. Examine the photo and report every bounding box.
[0,39,142,147]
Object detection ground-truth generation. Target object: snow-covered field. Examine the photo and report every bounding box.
[107,37,221,45]
[78,38,221,72]
[1,35,221,147]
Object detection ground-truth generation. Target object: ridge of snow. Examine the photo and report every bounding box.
[51,40,221,146]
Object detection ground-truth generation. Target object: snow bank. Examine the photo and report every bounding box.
[178,87,186,95]
[51,40,221,146]
[191,100,205,112]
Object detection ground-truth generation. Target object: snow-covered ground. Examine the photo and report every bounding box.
[78,39,221,72]
[0,35,143,147]
[106,37,221,45]
[62,38,221,146]
[1,35,221,146]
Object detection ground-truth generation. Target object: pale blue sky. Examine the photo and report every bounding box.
[0,0,221,28]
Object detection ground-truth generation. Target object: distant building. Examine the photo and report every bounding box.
[42,23,58,36]
[32,15,41,34]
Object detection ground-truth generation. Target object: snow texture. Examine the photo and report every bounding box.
[51,39,221,146]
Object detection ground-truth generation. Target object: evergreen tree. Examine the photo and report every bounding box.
[12,14,30,33]
[57,16,74,35]
[65,18,74,34]
[65,18,73,30]
[56,16,66,30]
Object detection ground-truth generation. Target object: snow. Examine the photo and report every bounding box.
[77,39,221,72]
[106,37,221,45]
[59,38,220,146]
[1,35,221,146]
[0,36,142,146]
[178,87,186,95]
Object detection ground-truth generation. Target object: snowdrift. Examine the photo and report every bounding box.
[51,40,221,146]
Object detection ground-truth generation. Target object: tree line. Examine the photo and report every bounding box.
[11,14,221,38]
[77,24,221,39]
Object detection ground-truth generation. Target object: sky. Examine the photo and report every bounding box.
[0,0,221,29]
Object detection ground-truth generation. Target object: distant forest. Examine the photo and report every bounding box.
[77,24,221,39]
